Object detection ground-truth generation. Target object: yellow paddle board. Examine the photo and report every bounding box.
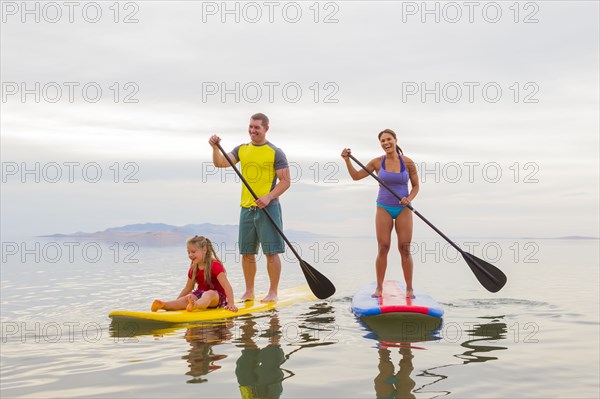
[109,285,315,324]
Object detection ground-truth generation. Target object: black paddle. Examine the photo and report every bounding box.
[215,142,336,299]
[348,153,507,293]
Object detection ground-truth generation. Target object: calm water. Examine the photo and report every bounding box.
[1,237,599,398]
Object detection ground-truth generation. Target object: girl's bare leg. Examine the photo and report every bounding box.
[187,291,219,311]
[151,295,191,311]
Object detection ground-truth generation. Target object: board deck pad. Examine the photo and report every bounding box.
[109,285,315,325]
[352,281,444,318]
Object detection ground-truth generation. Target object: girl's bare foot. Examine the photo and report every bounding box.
[371,288,383,298]
[186,295,197,312]
[151,300,164,312]
[406,288,415,299]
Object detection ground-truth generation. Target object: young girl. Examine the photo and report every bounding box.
[151,235,238,312]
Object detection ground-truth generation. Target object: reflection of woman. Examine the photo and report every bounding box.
[374,346,416,399]
[236,316,286,399]
[183,322,233,383]
[342,129,420,298]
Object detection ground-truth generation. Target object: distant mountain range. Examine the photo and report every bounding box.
[521,236,599,240]
[42,222,335,245]
[41,223,598,245]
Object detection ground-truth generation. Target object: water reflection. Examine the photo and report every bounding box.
[361,315,508,398]
[374,345,416,399]
[234,316,286,399]
[109,319,178,338]
[456,317,507,364]
[359,315,439,399]
[415,317,508,398]
[233,303,337,399]
[109,302,338,396]
[359,314,443,347]
[293,301,337,348]
[109,319,235,383]
[183,322,234,384]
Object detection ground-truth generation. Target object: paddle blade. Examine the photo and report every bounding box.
[299,259,336,299]
[463,252,507,293]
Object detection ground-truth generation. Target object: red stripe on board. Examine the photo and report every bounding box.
[379,281,410,307]
[379,341,428,350]
[380,305,430,315]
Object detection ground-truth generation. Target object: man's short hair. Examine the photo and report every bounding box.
[251,113,269,127]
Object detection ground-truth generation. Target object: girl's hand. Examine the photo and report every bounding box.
[225,303,238,312]
[400,197,411,206]
[341,148,351,159]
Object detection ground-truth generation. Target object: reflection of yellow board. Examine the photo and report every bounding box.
[108,285,315,324]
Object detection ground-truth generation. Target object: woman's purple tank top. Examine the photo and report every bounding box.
[376,155,409,206]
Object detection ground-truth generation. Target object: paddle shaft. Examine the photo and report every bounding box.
[215,142,302,259]
[348,154,464,254]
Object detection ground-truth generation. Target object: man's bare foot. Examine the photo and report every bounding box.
[240,290,255,301]
[151,299,164,312]
[371,288,382,298]
[186,295,197,312]
[261,293,278,303]
[406,288,415,299]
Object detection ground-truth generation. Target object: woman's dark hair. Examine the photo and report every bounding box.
[378,129,403,155]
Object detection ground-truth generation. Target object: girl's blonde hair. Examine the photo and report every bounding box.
[187,235,223,289]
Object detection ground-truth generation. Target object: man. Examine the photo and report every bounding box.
[209,113,291,302]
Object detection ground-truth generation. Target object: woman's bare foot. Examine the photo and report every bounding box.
[406,288,415,299]
[151,300,164,312]
[371,287,383,298]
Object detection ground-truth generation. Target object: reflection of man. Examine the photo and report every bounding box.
[374,346,416,399]
[209,113,291,303]
[236,316,285,399]
[183,323,233,384]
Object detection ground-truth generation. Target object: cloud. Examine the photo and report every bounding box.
[1,1,598,238]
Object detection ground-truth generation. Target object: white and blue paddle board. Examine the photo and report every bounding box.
[352,280,444,318]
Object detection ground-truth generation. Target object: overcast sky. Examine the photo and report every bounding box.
[1,1,599,238]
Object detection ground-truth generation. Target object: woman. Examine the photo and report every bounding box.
[341,129,420,298]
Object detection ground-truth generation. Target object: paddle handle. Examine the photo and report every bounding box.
[348,154,464,254]
[215,142,301,259]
